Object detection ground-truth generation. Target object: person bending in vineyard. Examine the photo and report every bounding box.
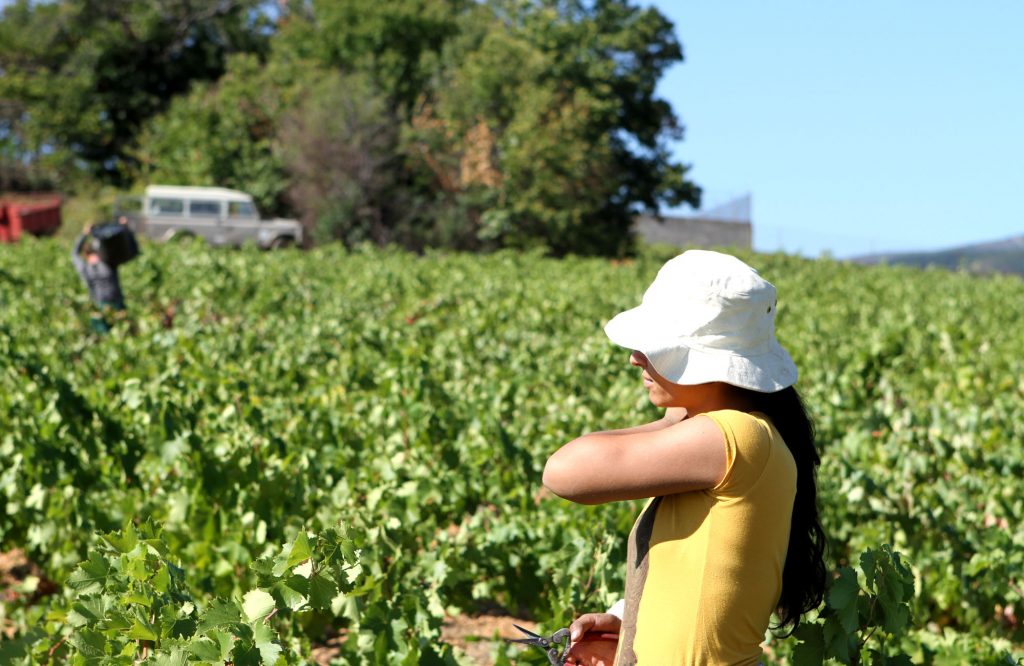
[543,250,826,665]
[71,220,127,334]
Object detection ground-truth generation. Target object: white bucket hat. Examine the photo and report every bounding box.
[604,250,798,392]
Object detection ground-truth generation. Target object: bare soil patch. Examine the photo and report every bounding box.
[1,549,59,639]
[1,549,57,602]
[441,613,538,665]
[308,614,535,666]
[310,629,347,666]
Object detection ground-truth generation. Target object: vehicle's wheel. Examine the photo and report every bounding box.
[270,236,295,250]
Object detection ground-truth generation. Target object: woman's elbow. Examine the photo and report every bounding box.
[543,450,600,504]
[540,448,573,495]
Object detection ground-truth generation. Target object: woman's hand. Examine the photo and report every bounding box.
[564,613,620,666]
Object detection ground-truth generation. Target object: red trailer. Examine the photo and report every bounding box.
[0,194,62,243]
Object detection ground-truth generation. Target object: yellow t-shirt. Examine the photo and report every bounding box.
[614,410,797,666]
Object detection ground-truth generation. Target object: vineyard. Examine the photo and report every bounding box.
[1,239,1022,665]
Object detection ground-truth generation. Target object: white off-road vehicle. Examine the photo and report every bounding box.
[115,185,303,249]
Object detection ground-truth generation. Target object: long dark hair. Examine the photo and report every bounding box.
[743,385,827,634]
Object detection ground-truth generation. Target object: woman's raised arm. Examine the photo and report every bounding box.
[542,414,726,505]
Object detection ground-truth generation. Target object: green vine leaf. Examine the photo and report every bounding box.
[195,599,242,634]
[241,589,276,623]
[65,551,113,595]
[791,623,824,665]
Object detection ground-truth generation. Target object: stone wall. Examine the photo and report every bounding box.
[633,214,752,250]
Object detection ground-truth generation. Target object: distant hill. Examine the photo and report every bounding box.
[854,235,1024,276]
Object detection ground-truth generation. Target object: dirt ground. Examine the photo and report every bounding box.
[441,613,539,665]
[310,613,538,665]
[1,549,58,639]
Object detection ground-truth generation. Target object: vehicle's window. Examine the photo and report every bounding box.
[150,198,184,216]
[189,200,221,217]
[228,201,256,218]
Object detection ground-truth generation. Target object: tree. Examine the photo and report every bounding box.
[131,54,299,215]
[0,1,65,189]
[404,0,701,255]
[7,0,701,255]
[0,0,272,184]
[271,0,467,115]
[276,71,407,245]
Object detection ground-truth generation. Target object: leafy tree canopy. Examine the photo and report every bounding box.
[2,0,700,254]
[272,0,467,114]
[404,0,701,254]
[130,53,297,215]
[0,0,271,184]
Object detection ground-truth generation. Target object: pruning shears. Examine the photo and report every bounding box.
[506,624,572,666]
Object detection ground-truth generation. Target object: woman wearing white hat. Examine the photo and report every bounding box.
[543,250,826,666]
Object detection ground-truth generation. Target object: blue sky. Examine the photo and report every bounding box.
[647,1,1023,257]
